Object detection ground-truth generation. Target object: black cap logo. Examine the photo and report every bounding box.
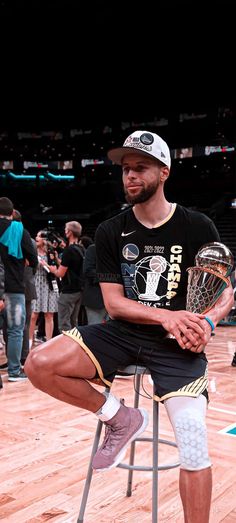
[140,133,154,145]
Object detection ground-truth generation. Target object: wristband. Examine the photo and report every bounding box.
[204,316,215,332]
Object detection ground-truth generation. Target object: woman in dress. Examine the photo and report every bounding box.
[29,231,59,345]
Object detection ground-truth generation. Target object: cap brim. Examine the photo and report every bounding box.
[107,146,158,165]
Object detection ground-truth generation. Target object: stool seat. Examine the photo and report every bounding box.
[77,365,180,523]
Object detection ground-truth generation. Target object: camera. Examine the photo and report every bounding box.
[41,227,64,245]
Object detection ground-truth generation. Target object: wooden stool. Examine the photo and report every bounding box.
[78,365,180,523]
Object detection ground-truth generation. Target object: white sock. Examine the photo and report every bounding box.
[96,392,121,422]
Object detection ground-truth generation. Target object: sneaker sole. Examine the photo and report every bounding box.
[94,407,149,472]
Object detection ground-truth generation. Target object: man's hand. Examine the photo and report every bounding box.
[181,318,213,352]
[49,265,57,274]
[162,310,207,350]
[39,259,56,274]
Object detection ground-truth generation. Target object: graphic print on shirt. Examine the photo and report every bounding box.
[121,243,183,307]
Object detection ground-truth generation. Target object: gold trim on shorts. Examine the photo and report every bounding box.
[63,328,112,387]
[153,375,208,403]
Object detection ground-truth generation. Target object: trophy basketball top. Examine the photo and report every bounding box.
[195,242,234,278]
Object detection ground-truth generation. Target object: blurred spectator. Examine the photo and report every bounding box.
[13,209,37,365]
[47,221,84,331]
[0,253,5,314]
[0,252,4,388]
[82,243,107,324]
[231,353,236,366]
[29,231,59,344]
[0,197,38,381]
[79,235,93,253]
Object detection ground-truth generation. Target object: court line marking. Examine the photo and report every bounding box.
[218,422,236,436]
[209,405,236,416]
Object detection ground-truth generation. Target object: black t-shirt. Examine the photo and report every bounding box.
[0,219,38,293]
[60,244,84,293]
[95,204,220,338]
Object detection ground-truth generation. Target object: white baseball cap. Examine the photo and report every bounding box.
[108,130,171,169]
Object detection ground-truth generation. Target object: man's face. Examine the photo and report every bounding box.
[122,153,164,205]
[64,226,71,239]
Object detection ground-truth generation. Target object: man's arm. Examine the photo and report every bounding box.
[38,253,67,278]
[205,284,234,326]
[181,284,234,352]
[100,282,207,350]
[48,264,68,278]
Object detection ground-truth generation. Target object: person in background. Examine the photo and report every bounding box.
[82,243,107,324]
[0,254,5,314]
[29,231,59,345]
[25,131,234,523]
[0,253,5,388]
[78,235,94,324]
[231,352,236,366]
[44,221,84,332]
[0,197,38,381]
[12,209,37,366]
[79,235,93,254]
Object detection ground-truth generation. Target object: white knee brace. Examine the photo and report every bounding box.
[165,395,211,471]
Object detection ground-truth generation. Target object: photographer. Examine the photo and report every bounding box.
[44,221,84,331]
[29,230,59,345]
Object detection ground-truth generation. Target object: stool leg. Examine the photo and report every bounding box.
[77,419,103,523]
[126,373,141,497]
[152,398,159,523]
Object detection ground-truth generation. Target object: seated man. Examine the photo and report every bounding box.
[25,130,234,523]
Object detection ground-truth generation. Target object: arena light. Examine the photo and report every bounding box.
[8,172,44,180]
[46,172,74,180]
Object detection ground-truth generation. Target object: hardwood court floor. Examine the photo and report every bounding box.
[0,326,236,522]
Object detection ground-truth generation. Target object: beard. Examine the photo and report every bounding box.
[124,180,159,205]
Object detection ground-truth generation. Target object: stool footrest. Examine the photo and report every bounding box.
[117,437,180,471]
[136,437,178,449]
[118,461,180,471]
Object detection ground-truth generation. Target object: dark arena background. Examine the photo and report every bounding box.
[0,1,235,259]
[0,1,236,522]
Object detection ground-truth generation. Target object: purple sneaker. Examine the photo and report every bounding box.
[92,404,149,472]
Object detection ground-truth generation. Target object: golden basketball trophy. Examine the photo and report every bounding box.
[186,242,234,314]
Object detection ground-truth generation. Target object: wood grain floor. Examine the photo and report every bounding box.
[0,326,236,523]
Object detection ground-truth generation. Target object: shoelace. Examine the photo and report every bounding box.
[100,424,114,451]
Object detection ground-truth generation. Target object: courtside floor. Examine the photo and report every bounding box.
[0,325,236,522]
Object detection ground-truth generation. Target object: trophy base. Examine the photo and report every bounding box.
[138,293,160,300]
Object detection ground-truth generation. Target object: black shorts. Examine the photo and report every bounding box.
[64,320,208,402]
